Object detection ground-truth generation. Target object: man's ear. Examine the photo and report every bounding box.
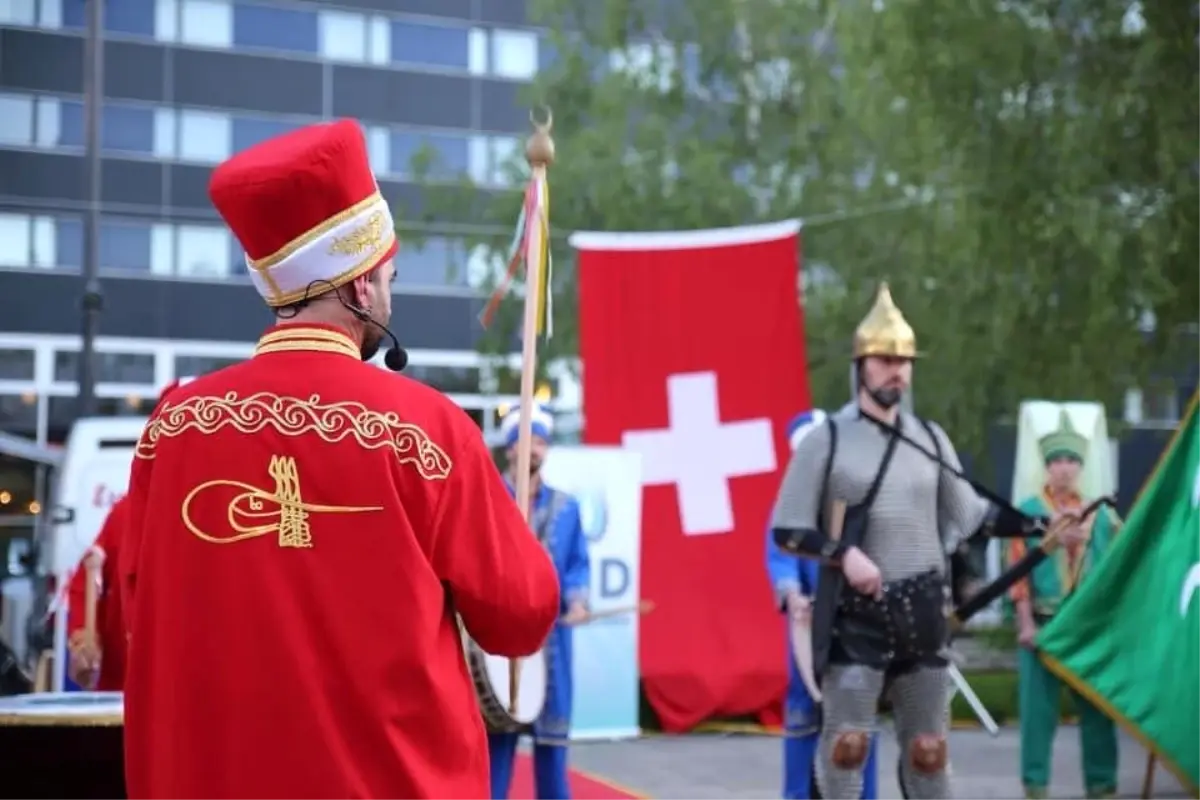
[351,274,371,308]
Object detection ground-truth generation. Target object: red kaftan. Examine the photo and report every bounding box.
[120,322,560,799]
[66,495,130,691]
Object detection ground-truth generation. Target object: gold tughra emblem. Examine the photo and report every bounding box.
[182,456,383,548]
[328,211,385,257]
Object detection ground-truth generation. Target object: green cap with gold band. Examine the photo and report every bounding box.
[1038,409,1089,464]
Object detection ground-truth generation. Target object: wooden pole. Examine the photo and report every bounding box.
[508,109,556,717]
[1141,753,1157,799]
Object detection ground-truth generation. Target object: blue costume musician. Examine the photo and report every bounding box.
[766,410,879,800]
[489,403,592,800]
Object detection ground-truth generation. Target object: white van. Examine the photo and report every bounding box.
[43,416,146,690]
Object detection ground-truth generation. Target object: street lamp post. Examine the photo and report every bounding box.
[78,0,105,418]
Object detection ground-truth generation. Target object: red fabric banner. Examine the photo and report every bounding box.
[575,222,810,732]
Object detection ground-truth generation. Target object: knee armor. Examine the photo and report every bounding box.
[908,733,948,774]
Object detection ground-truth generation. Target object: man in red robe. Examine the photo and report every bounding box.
[66,377,194,691]
[66,495,129,691]
[119,119,561,800]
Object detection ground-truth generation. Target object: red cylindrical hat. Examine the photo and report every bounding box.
[208,119,398,307]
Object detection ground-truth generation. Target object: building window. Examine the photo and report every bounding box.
[468,28,488,76]
[0,93,34,146]
[538,35,558,71]
[390,20,469,70]
[365,126,390,174]
[38,0,62,27]
[0,395,38,439]
[389,131,469,180]
[178,109,231,163]
[470,135,524,187]
[55,218,159,272]
[491,29,538,80]
[231,116,299,154]
[176,224,233,278]
[0,0,36,25]
[54,352,157,384]
[0,213,61,268]
[174,355,242,377]
[181,0,232,48]
[62,0,156,36]
[0,350,36,381]
[232,1,317,54]
[155,0,179,41]
[318,9,366,62]
[394,236,467,287]
[101,219,154,272]
[53,216,83,269]
[228,239,248,275]
[48,395,154,439]
[153,107,176,157]
[34,95,59,147]
[0,214,33,268]
[367,16,389,64]
[57,99,157,155]
[490,136,524,186]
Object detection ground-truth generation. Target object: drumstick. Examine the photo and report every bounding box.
[83,548,105,642]
[561,600,655,627]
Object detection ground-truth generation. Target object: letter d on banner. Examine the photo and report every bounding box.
[541,445,643,741]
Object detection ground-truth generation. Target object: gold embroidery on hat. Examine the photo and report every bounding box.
[262,231,396,308]
[181,455,383,548]
[249,192,383,271]
[328,211,385,258]
[135,392,453,481]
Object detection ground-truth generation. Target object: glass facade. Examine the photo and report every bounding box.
[0,0,553,293]
[0,334,514,446]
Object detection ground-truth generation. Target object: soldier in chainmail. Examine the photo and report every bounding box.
[771,283,1036,799]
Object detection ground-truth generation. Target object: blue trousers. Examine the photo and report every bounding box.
[785,731,879,799]
[488,732,570,800]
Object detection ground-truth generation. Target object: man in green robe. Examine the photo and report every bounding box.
[1007,409,1120,799]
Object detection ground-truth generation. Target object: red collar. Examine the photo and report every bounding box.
[254,323,360,360]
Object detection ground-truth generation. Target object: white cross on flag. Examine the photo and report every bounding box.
[574,220,810,732]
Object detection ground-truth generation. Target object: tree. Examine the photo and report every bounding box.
[830,0,1198,445]
[413,0,1197,460]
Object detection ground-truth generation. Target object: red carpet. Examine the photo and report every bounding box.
[508,753,647,799]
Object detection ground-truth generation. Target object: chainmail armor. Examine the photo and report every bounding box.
[772,405,989,799]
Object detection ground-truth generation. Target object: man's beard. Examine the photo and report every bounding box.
[529,456,543,475]
[360,324,383,362]
[867,384,903,409]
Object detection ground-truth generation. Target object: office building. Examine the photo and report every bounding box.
[0,0,550,453]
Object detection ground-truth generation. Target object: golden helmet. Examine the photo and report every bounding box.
[852,282,919,360]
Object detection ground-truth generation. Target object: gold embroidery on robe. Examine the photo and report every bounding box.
[183,456,382,547]
[136,392,453,480]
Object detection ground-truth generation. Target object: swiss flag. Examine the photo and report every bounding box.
[574,222,810,731]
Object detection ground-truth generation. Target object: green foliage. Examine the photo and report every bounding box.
[409,0,1197,460]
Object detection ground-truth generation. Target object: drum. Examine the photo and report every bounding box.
[463,637,547,732]
[0,691,125,799]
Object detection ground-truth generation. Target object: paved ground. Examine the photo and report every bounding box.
[564,726,1190,799]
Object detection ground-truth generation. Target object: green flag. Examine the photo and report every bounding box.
[1038,395,1199,795]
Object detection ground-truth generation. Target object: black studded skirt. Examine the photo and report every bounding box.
[829,569,949,672]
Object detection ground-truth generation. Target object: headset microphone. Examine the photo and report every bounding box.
[343,302,408,372]
[382,331,408,372]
